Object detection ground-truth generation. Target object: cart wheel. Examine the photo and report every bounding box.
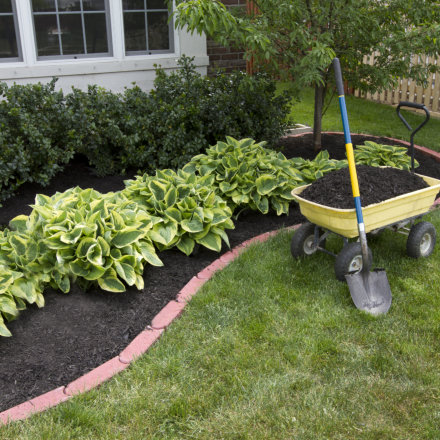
[406,221,436,258]
[291,223,324,258]
[334,242,373,282]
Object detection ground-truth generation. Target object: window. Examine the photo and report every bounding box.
[123,0,173,55]
[0,0,21,61]
[31,0,112,59]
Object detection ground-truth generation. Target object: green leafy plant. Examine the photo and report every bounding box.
[0,79,74,204]
[0,225,50,337]
[289,150,347,184]
[123,169,234,255]
[354,141,418,170]
[184,137,304,216]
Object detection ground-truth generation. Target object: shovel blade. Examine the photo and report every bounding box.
[345,269,392,315]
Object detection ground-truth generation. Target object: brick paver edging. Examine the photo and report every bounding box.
[2,133,439,424]
[0,225,301,425]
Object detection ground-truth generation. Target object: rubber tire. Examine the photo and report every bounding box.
[406,221,436,258]
[334,242,373,282]
[291,223,323,258]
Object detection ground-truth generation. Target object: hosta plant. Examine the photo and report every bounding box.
[354,141,419,170]
[0,225,51,337]
[183,137,304,216]
[289,150,347,184]
[8,188,163,293]
[123,169,234,255]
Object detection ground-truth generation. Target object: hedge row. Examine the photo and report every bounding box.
[0,56,292,205]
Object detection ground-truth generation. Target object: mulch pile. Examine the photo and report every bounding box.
[0,132,439,413]
[300,165,429,209]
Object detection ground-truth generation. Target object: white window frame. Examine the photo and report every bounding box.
[31,0,113,60]
[0,0,182,80]
[122,0,174,56]
[0,0,22,62]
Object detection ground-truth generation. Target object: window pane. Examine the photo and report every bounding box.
[147,11,169,50]
[0,15,18,58]
[32,0,56,12]
[59,14,84,54]
[124,12,146,51]
[57,0,81,11]
[123,0,144,10]
[34,14,60,56]
[0,0,13,13]
[147,0,166,9]
[84,13,108,53]
[83,0,105,11]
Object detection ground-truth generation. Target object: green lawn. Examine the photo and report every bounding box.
[282,86,440,152]
[2,210,440,440]
[1,93,440,440]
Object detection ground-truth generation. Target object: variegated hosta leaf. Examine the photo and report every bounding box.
[183,137,305,216]
[123,168,234,255]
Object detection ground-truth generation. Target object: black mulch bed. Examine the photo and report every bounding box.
[300,165,429,209]
[0,132,439,413]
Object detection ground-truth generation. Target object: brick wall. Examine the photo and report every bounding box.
[207,0,247,75]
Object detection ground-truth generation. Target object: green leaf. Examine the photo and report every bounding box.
[0,317,12,337]
[98,275,126,293]
[9,278,38,304]
[255,175,278,195]
[148,180,167,201]
[164,207,182,223]
[111,210,126,231]
[164,187,178,207]
[114,261,136,286]
[86,243,104,266]
[137,241,163,267]
[0,296,19,317]
[181,217,204,233]
[176,236,195,256]
[150,223,178,246]
[9,234,27,256]
[112,229,144,248]
[9,215,29,233]
[83,264,107,281]
[76,237,96,259]
[197,231,222,252]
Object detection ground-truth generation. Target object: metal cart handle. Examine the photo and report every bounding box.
[396,101,430,173]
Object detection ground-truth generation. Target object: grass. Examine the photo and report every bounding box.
[1,92,440,439]
[2,210,440,439]
[281,86,440,152]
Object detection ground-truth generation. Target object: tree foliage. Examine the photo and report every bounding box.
[172,0,440,149]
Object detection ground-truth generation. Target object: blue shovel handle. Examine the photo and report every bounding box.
[333,58,370,269]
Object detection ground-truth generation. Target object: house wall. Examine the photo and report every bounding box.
[0,2,208,93]
[207,0,247,75]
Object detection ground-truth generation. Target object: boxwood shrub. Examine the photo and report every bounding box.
[0,56,292,203]
[0,79,75,204]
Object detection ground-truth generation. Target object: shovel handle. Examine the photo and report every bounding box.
[333,58,371,270]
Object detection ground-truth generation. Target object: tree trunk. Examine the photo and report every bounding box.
[313,83,326,152]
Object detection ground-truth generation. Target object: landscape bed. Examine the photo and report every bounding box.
[0,133,439,413]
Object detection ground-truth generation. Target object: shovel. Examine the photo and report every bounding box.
[333,58,392,315]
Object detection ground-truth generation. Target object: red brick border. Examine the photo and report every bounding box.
[0,226,295,425]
